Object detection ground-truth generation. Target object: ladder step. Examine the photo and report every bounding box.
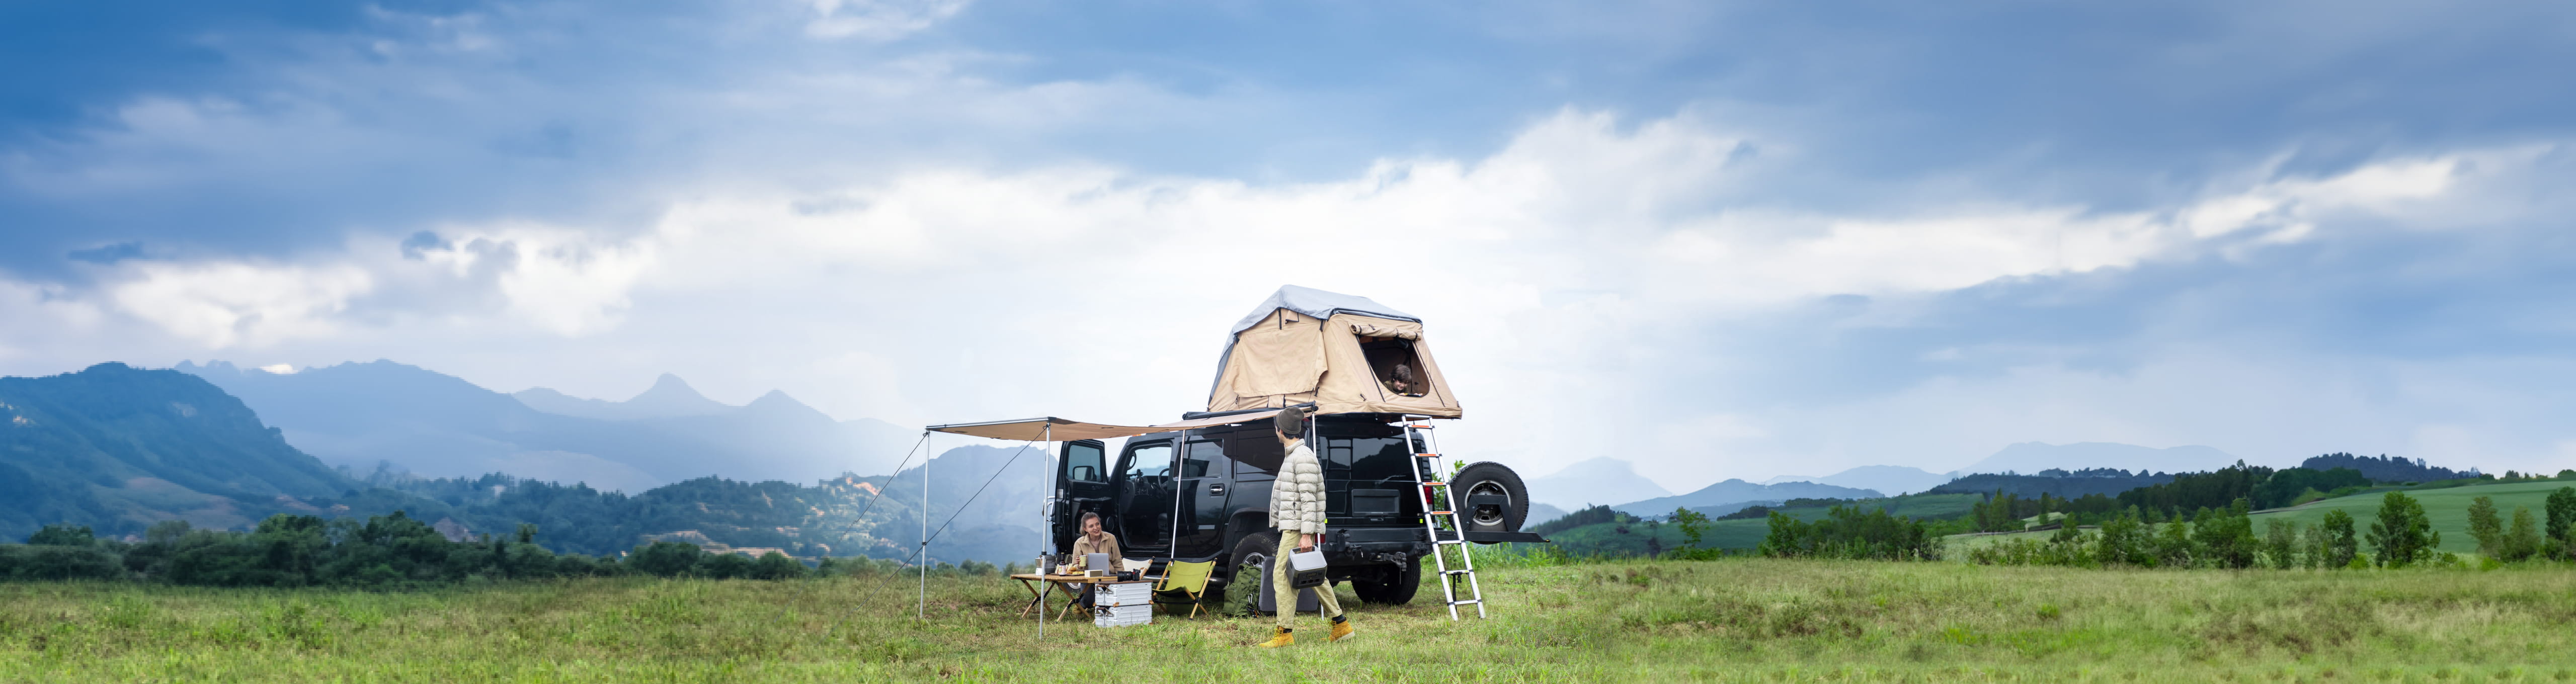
[1439,569,1473,575]
[1428,511,1452,516]
[1448,600,1481,606]
[1422,481,1445,486]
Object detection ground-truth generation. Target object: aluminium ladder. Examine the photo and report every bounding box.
[1401,419,1487,620]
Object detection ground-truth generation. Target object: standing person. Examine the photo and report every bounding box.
[1257,405,1352,647]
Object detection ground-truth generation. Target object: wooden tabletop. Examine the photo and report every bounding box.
[1009,573,1137,583]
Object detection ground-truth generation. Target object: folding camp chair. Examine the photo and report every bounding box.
[1153,560,1215,619]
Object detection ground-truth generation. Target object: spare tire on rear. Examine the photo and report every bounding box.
[1450,462,1528,538]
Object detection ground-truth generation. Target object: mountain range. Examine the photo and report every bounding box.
[177,361,915,493]
[1761,465,1953,497]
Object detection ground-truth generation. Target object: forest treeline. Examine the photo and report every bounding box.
[0,512,997,587]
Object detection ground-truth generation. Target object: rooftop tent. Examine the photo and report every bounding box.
[1206,285,1462,417]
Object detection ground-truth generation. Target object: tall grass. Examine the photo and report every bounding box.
[6,557,2574,681]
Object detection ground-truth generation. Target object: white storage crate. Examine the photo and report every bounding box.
[1094,603,1151,627]
[1097,581,1155,607]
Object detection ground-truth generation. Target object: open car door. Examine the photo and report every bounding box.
[1052,439,1109,554]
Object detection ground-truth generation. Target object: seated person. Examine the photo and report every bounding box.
[1070,512,1121,609]
[1071,511,1121,566]
[1382,363,1425,397]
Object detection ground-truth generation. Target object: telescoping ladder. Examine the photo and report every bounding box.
[1402,419,1486,620]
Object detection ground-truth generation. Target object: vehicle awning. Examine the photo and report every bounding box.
[926,409,1284,442]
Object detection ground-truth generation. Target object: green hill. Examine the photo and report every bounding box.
[0,363,356,540]
[2247,479,2572,555]
[1945,479,2576,557]
[1542,493,1983,556]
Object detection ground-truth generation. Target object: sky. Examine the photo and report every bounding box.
[5,0,2575,491]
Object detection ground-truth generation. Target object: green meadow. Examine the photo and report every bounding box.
[8,554,2576,682]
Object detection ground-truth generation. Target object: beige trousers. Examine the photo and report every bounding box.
[1273,532,1343,627]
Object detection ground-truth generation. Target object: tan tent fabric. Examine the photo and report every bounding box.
[927,410,1286,442]
[1208,310,1462,417]
[1347,321,1420,339]
[1227,309,1328,397]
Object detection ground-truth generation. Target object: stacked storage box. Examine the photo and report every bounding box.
[1093,581,1155,628]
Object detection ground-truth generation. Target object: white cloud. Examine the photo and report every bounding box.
[803,0,971,40]
[104,261,373,349]
[3,109,2560,489]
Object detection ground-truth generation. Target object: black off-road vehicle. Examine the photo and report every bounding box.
[1049,411,1536,605]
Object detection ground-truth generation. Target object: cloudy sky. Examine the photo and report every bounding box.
[6,1,2573,490]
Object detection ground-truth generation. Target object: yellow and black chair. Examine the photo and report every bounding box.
[1153,560,1216,619]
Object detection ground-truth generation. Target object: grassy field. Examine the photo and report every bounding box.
[7,557,2576,682]
[1951,480,2575,557]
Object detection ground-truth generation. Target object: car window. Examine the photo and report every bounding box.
[1064,442,1105,483]
[1122,443,1173,479]
[1183,440,1231,478]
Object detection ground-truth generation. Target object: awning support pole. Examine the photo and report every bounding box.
[1038,422,1052,639]
[919,430,929,623]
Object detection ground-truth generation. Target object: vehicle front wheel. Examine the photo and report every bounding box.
[1350,557,1420,605]
[1225,531,1281,615]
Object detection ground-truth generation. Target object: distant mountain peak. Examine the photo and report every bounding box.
[630,373,719,406]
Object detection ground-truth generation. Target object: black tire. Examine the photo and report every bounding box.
[1351,557,1421,605]
[1225,531,1280,615]
[1452,462,1528,537]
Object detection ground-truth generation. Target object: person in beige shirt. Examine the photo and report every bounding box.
[1068,511,1124,610]
[1069,511,1122,570]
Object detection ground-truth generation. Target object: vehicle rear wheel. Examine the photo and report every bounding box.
[1350,557,1421,605]
[1451,462,1529,537]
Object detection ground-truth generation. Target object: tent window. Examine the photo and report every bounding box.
[1358,337,1429,398]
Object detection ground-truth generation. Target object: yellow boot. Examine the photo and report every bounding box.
[1328,618,1354,643]
[1256,627,1294,648]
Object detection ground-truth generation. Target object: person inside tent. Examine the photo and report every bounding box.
[1382,363,1423,397]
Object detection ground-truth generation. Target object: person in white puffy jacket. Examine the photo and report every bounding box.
[1257,405,1351,648]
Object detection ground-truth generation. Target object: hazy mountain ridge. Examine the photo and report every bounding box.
[178,360,912,491]
[1761,465,1953,496]
[1524,457,1673,510]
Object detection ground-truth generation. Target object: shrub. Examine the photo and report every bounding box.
[627,541,703,577]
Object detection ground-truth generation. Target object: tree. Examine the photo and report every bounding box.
[2094,511,2146,566]
[628,541,703,577]
[2367,491,2439,567]
[2152,516,2197,567]
[2320,509,2359,569]
[26,524,95,547]
[2193,500,2259,569]
[2546,487,2576,558]
[1670,507,1711,548]
[2502,506,2543,562]
[2466,495,2503,557]
[2263,518,2299,570]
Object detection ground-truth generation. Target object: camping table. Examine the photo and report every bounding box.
[1009,573,1127,620]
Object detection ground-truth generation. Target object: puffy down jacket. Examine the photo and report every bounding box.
[1269,440,1327,535]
